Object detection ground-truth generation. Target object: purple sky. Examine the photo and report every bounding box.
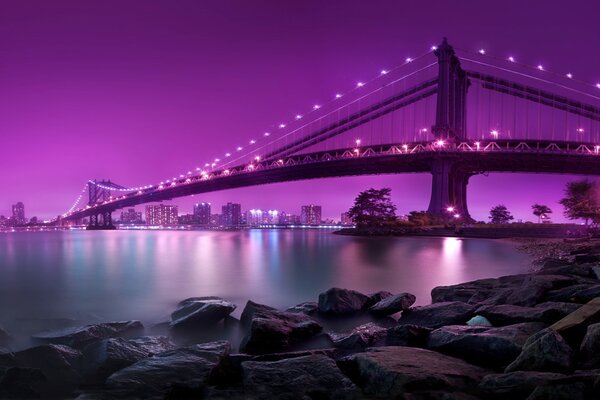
[1,0,600,222]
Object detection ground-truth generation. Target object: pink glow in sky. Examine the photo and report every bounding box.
[1,0,600,222]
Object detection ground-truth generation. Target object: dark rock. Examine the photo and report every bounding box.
[240,303,322,354]
[385,324,432,347]
[240,300,277,327]
[478,371,567,397]
[330,322,388,351]
[106,341,230,398]
[527,381,587,400]
[505,328,574,373]
[545,284,593,302]
[369,292,416,315]
[31,321,144,349]
[575,254,600,264]
[284,302,318,315]
[535,301,582,317]
[398,301,475,329]
[170,297,236,329]
[427,322,547,369]
[81,336,175,383]
[0,328,10,349]
[537,263,596,279]
[571,284,600,302]
[337,346,488,398]
[364,291,393,308]
[579,323,600,368]
[541,258,572,268]
[242,354,357,399]
[550,297,600,344]
[317,287,370,315]
[475,304,565,325]
[0,367,46,399]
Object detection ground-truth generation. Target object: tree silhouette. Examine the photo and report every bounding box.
[559,179,600,226]
[531,204,552,223]
[347,188,397,227]
[489,204,514,224]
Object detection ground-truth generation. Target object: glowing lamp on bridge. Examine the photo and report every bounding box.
[402,144,408,152]
[356,82,364,88]
[158,185,164,189]
[313,105,320,110]
[446,206,455,213]
[405,57,413,63]
[577,128,584,133]
[478,49,486,55]
[380,70,388,75]
[436,139,445,147]
[248,164,255,171]
[279,123,286,128]
[596,83,600,89]
[355,139,361,146]
[474,141,481,150]
[490,130,499,139]
[237,147,243,151]
[137,190,142,194]
[278,159,284,164]
[431,46,437,51]
[264,132,270,137]
[249,140,256,144]
[223,170,230,175]
[211,163,216,167]
[205,163,210,167]
[295,114,302,120]
[170,182,176,186]
[508,56,515,62]
[566,73,573,79]
[255,156,261,161]
[353,149,359,155]
[595,145,600,154]
[537,65,544,71]
[335,93,342,99]
[453,214,461,219]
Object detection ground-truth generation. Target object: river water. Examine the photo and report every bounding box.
[0,229,530,347]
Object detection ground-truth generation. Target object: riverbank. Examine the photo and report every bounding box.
[1,240,599,398]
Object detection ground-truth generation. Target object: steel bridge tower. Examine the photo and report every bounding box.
[86,180,123,230]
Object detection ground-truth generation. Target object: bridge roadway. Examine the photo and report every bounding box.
[63,139,600,222]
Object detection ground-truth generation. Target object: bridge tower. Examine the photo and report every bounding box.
[86,180,117,230]
[427,38,472,219]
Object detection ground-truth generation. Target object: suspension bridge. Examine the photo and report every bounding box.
[55,38,600,229]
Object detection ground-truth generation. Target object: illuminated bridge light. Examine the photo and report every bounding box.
[354,148,359,154]
[405,57,413,63]
[279,123,286,128]
[537,64,544,71]
[225,153,231,157]
[214,158,220,162]
[335,93,342,99]
[380,69,388,75]
[295,114,302,120]
[596,145,600,154]
[255,156,261,161]
[596,83,600,89]
[224,169,230,175]
[248,164,255,170]
[237,146,243,151]
[278,159,283,164]
[566,73,573,79]
[355,139,361,145]
[249,140,256,144]
[454,214,461,219]
[478,49,486,55]
[508,56,515,62]
[490,130,499,138]
[264,132,270,137]
[436,139,445,147]
[313,104,320,110]
[402,144,408,152]
[431,46,437,51]
[446,206,455,212]
[577,128,585,133]
[475,141,481,150]
[205,163,210,167]
[356,82,364,88]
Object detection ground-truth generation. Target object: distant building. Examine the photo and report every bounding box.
[0,215,6,227]
[120,208,143,224]
[341,212,353,226]
[246,209,263,226]
[193,202,211,225]
[145,204,178,225]
[300,205,322,225]
[12,202,25,226]
[178,213,196,224]
[210,214,221,226]
[222,203,242,226]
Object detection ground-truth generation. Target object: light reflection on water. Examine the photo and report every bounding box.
[0,230,530,336]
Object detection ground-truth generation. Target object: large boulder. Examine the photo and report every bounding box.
[317,287,370,315]
[505,328,574,373]
[241,354,357,399]
[427,322,547,369]
[579,323,600,368]
[0,367,46,399]
[240,300,277,327]
[31,321,144,349]
[329,322,388,352]
[527,381,588,400]
[106,341,230,398]
[474,304,566,326]
[369,292,416,316]
[385,324,432,347]
[365,291,393,308]
[545,284,594,303]
[478,371,567,398]
[170,297,236,329]
[398,301,475,329]
[239,302,322,354]
[337,346,488,398]
[285,302,318,315]
[81,336,175,382]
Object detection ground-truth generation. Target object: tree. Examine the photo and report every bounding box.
[531,204,552,223]
[559,179,600,225]
[489,204,514,224]
[347,188,397,227]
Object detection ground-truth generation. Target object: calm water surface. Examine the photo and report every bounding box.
[0,229,530,344]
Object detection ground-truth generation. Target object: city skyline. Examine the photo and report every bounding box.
[1,1,600,222]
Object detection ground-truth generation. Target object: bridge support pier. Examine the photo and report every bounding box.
[427,158,472,221]
[87,211,116,230]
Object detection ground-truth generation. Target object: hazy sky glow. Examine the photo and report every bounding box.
[1,0,600,221]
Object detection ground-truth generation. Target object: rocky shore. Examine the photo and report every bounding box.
[1,243,600,399]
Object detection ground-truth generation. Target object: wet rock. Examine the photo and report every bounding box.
[240,300,277,327]
[571,284,600,302]
[537,263,596,279]
[466,315,492,326]
[317,287,370,315]
[534,301,582,317]
[475,304,565,326]
[545,284,593,303]
[170,297,236,329]
[579,323,600,368]
[398,301,475,329]
[242,354,357,399]
[385,324,431,347]
[81,336,175,383]
[575,254,599,264]
[106,341,230,398]
[337,346,488,398]
[0,367,46,399]
[364,291,393,308]
[427,322,547,369]
[239,302,322,354]
[329,322,388,351]
[285,302,318,315]
[369,292,416,316]
[31,321,144,349]
[505,328,574,373]
[478,371,567,398]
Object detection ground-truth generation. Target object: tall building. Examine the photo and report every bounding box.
[145,204,178,225]
[300,205,322,225]
[246,209,263,226]
[12,202,25,225]
[222,203,242,226]
[120,208,143,224]
[193,202,211,225]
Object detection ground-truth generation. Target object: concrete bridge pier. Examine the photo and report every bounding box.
[87,211,116,230]
[427,158,472,221]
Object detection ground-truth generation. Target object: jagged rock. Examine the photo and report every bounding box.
[240,300,277,327]
[505,328,574,373]
[106,341,230,398]
[427,322,547,369]
[537,263,596,278]
[285,302,318,315]
[478,371,567,397]
[0,367,46,399]
[369,292,416,315]
[241,354,357,399]
[466,315,493,326]
[81,336,175,382]
[170,297,236,329]
[365,291,393,308]
[579,323,600,368]
[398,301,475,329]
[239,302,322,354]
[527,381,588,400]
[475,304,565,326]
[545,284,593,302]
[571,284,600,302]
[317,287,370,315]
[329,323,388,351]
[575,254,599,264]
[385,324,431,347]
[31,321,144,349]
[535,301,582,317]
[337,346,488,398]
